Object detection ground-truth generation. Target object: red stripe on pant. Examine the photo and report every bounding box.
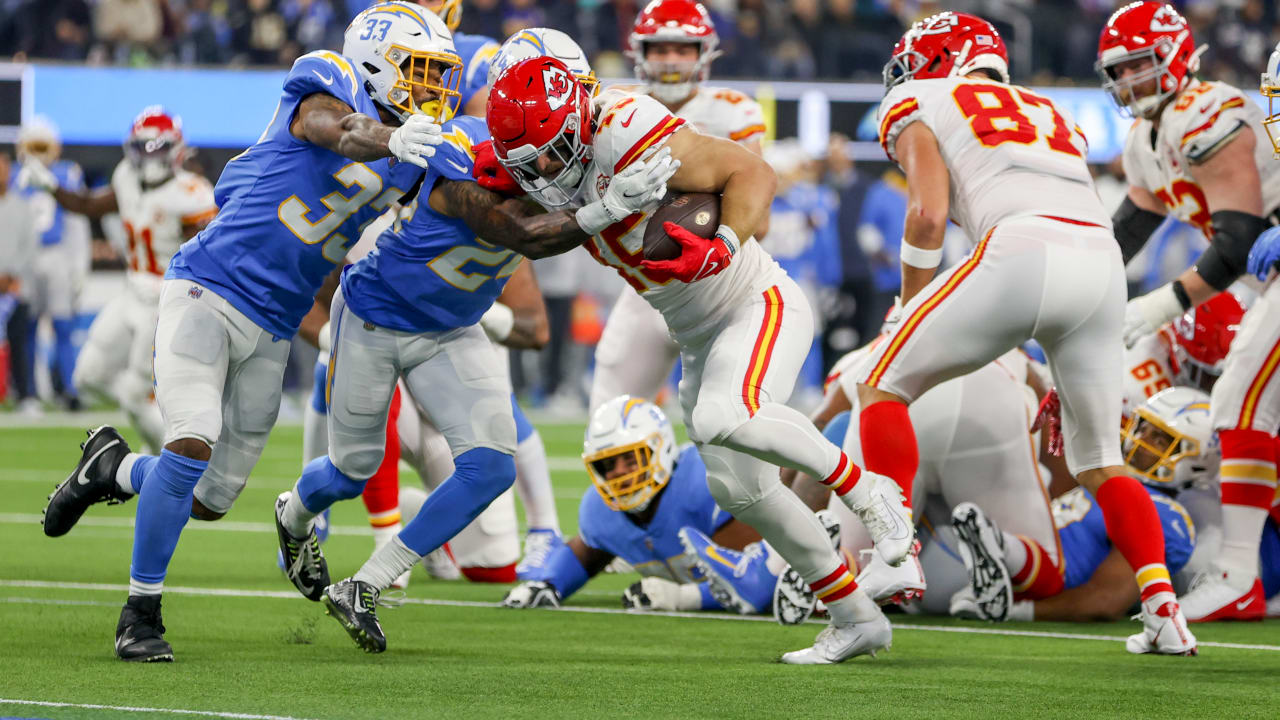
[1010,536,1064,601]
[362,386,403,518]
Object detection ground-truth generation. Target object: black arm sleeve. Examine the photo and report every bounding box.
[1193,210,1269,291]
[1112,196,1166,265]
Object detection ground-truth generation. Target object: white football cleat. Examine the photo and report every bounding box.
[841,471,914,566]
[780,615,892,665]
[950,502,1013,622]
[1126,597,1197,656]
[421,544,461,580]
[855,542,925,605]
[1178,566,1264,622]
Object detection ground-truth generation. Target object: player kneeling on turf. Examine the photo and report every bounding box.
[502,396,834,625]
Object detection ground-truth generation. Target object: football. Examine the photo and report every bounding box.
[642,192,721,261]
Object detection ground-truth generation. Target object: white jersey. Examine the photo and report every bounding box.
[111,161,215,298]
[672,86,766,146]
[1122,80,1280,236]
[878,76,1109,241]
[1122,325,1180,419]
[574,91,783,337]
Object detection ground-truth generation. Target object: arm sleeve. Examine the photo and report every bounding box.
[1112,195,1166,265]
[540,541,591,599]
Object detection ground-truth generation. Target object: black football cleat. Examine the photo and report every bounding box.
[322,579,387,653]
[115,595,174,662]
[274,492,330,601]
[44,426,133,537]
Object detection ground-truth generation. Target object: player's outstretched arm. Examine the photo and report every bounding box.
[17,162,118,218]
[482,260,550,350]
[502,535,613,608]
[1028,549,1138,622]
[431,179,588,259]
[294,93,441,169]
[663,128,776,245]
[894,122,950,304]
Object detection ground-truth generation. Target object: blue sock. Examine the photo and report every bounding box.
[297,455,366,513]
[398,447,515,555]
[130,454,159,494]
[130,449,208,587]
[51,317,79,398]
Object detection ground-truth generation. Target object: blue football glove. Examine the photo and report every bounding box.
[1247,226,1280,281]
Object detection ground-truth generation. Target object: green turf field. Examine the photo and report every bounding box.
[2,421,1278,720]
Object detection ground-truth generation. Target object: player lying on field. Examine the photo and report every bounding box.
[501,396,838,626]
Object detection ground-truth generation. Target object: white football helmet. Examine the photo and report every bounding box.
[343,1,463,123]
[583,396,678,513]
[1121,387,1220,491]
[1263,40,1280,157]
[17,116,61,166]
[488,28,598,97]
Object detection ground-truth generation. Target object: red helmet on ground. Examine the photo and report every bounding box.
[125,106,185,185]
[628,0,721,104]
[1095,2,1202,119]
[486,57,594,208]
[1172,290,1248,391]
[883,12,1009,89]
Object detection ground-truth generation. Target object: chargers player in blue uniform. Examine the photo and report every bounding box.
[12,117,90,409]
[948,389,1201,632]
[273,68,679,653]
[43,2,466,663]
[501,396,831,625]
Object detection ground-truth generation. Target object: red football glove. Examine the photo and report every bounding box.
[1030,387,1063,457]
[639,222,734,283]
[472,140,524,197]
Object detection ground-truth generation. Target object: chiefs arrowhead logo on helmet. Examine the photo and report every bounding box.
[1149,4,1185,32]
[544,65,573,111]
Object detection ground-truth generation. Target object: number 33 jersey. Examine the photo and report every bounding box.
[877,76,1109,242]
[167,50,422,339]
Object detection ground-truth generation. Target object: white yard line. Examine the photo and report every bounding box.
[3,579,1277,652]
[0,698,316,720]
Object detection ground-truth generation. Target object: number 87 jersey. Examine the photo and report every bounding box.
[877,75,1110,241]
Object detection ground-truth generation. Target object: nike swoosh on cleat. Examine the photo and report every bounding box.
[312,70,335,86]
[76,439,121,485]
[1237,598,1254,610]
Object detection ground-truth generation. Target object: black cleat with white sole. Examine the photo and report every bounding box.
[951,502,1013,622]
[274,492,329,601]
[115,595,174,662]
[44,425,132,537]
[323,579,386,653]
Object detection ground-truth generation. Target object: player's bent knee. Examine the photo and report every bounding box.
[332,446,385,482]
[704,472,766,516]
[690,399,745,446]
[165,437,213,462]
[190,497,226,521]
[453,447,516,495]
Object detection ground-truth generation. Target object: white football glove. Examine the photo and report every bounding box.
[576,146,681,235]
[622,577,694,612]
[387,114,444,170]
[16,160,58,193]
[501,580,561,609]
[1123,283,1184,349]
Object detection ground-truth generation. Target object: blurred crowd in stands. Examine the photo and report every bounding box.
[0,1,1276,88]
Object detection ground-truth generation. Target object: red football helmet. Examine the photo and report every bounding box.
[1172,290,1248,391]
[628,0,721,104]
[1096,2,1203,119]
[883,12,1009,89]
[125,106,184,185]
[486,57,594,208]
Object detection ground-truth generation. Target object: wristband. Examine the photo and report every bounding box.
[479,302,515,343]
[317,320,331,353]
[575,201,617,236]
[1170,279,1192,311]
[899,242,943,269]
[714,225,740,256]
[1008,600,1034,622]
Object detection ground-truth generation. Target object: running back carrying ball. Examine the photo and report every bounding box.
[642,192,721,261]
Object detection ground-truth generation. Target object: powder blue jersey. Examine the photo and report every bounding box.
[577,445,731,582]
[343,115,518,333]
[1056,486,1195,590]
[11,160,85,246]
[454,32,499,111]
[167,50,421,339]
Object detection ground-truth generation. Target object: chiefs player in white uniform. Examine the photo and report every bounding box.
[22,107,215,453]
[588,0,767,413]
[483,56,914,664]
[1097,1,1280,621]
[857,12,1194,655]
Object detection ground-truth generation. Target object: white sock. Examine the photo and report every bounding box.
[353,536,422,590]
[115,453,142,496]
[826,587,881,625]
[1001,531,1028,577]
[1219,504,1267,576]
[129,578,163,597]
[723,403,843,479]
[514,432,559,532]
[280,486,317,538]
[372,522,401,549]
